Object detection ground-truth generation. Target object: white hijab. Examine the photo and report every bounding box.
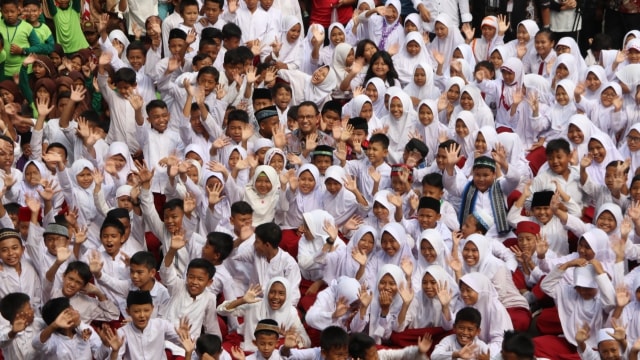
[375,222,414,267]
[322,166,358,226]
[302,24,325,74]
[278,16,304,70]
[586,130,624,185]
[550,79,577,131]
[243,165,281,226]
[393,32,433,86]
[403,62,440,101]
[412,265,459,328]
[369,264,406,343]
[384,90,417,163]
[429,13,465,68]
[584,65,607,100]
[413,99,448,164]
[453,110,479,159]
[325,225,378,286]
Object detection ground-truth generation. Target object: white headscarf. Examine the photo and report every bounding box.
[413,99,447,163]
[451,85,494,129]
[278,16,304,69]
[294,164,323,213]
[556,37,587,78]
[375,222,414,267]
[105,141,134,184]
[322,166,358,225]
[332,43,354,85]
[393,32,433,86]
[621,123,640,178]
[385,90,416,163]
[498,57,524,112]
[429,13,465,66]
[455,43,477,69]
[550,79,577,132]
[584,65,607,100]
[302,24,325,74]
[366,77,388,117]
[305,66,338,106]
[470,16,499,62]
[474,126,499,157]
[461,234,505,279]
[70,159,97,223]
[369,264,406,343]
[552,53,580,84]
[325,225,378,286]
[586,130,624,185]
[416,229,451,271]
[523,73,553,105]
[453,110,479,159]
[108,29,130,62]
[403,62,440,101]
[258,277,296,332]
[412,265,459,328]
[243,165,281,226]
[506,20,538,59]
[568,114,598,158]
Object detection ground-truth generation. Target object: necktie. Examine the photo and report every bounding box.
[538,61,544,75]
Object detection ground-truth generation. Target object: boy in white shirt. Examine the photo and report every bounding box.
[0,292,43,360]
[348,330,433,360]
[431,307,490,360]
[0,229,42,310]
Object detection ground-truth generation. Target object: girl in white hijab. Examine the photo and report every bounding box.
[270,16,304,70]
[319,23,349,67]
[477,57,524,130]
[322,165,368,227]
[283,164,323,230]
[278,66,338,107]
[299,210,346,282]
[302,24,325,74]
[323,225,378,287]
[567,114,598,159]
[403,62,440,105]
[497,132,532,180]
[450,85,495,129]
[551,53,581,88]
[584,131,624,186]
[469,16,503,62]
[452,110,479,164]
[577,82,627,141]
[359,0,404,52]
[373,223,415,274]
[103,141,135,188]
[428,14,465,69]
[306,276,364,331]
[393,32,433,87]
[383,90,418,163]
[235,165,283,226]
[413,230,453,285]
[583,65,607,101]
[413,99,448,164]
[409,265,459,329]
[544,79,576,142]
[331,43,355,85]
[555,37,587,78]
[506,20,539,60]
[365,77,387,118]
[58,159,100,247]
[437,77,465,122]
[345,0,374,44]
[620,123,640,183]
[346,94,379,133]
[217,277,311,352]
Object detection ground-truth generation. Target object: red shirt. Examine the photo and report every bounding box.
[310,0,353,27]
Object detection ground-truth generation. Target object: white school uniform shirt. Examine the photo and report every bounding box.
[25,223,73,291]
[135,122,184,194]
[523,51,557,79]
[528,167,585,213]
[345,159,391,204]
[42,119,75,162]
[247,352,283,360]
[32,322,106,360]
[0,259,42,310]
[97,272,170,318]
[232,248,302,306]
[1,168,23,204]
[507,205,570,256]
[162,12,184,56]
[195,17,227,33]
[49,289,120,324]
[0,317,45,360]
[431,334,489,360]
[97,73,143,153]
[224,234,255,294]
[222,6,273,48]
[114,319,184,359]
[403,219,453,254]
[411,0,472,31]
[159,262,221,357]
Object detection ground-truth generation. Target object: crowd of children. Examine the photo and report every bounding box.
[1,0,640,358]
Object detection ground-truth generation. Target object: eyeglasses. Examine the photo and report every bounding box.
[297,115,316,120]
[627,135,640,143]
[601,91,616,98]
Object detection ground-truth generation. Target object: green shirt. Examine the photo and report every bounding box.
[32,23,55,55]
[46,0,89,53]
[0,19,43,77]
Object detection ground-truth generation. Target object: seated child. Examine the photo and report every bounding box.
[348,331,433,360]
[0,292,42,359]
[280,326,350,360]
[230,319,282,360]
[431,307,490,360]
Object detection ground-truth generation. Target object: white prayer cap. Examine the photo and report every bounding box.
[597,328,615,343]
[472,208,494,230]
[116,185,132,198]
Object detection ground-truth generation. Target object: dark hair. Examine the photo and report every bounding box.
[321,100,342,116]
[0,134,14,148]
[287,106,298,120]
[236,46,254,62]
[369,133,390,149]
[42,297,71,326]
[57,91,71,101]
[454,306,482,327]
[126,41,147,57]
[222,23,242,40]
[348,332,376,359]
[502,331,535,360]
[126,290,153,307]
[187,258,216,279]
[130,251,157,269]
[204,0,224,8]
[355,39,377,59]
[591,33,613,52]
[469,214,489,235]
[255,222,281,248]
[231,201,253,215]
[196,334,223,356]
[271,82,292,98]
[320,326,349,351]
[202,27,223,41]
[206,232,234,261]
[197,66,220,83]
[0,293,30,322]
[364,51,398,86]
[113,68,137,85]
[606,160,629,174]
[179,0,199,13]
[0,0,19,8]
[228,109,249,124]
[421,173,443,189]
[438,139,458,150]
[146,99,168,114]
[64,261,92,285]
[4,202,19,215]
[192,53,213,66]
[163,198,184,212]
[100,218,125,236]
[297,101,319,116]
[535,28,555,44]
[545,138,571,155]
[475,60,494,74]
[254,318,280,338]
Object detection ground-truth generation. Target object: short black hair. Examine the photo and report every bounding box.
[126,41,147,57]
[348,332,376,359]
[192,53,213,66]
[297,101,319,116]
[42,297,71,325]
[254,318,279,338]
[100,218,125,236]
[0,0,19,8]
[475,60,494,74]
[204,0,224,8]
[222,23,242,40]
[114,67,137,85]
[179,0,199,13]
[606,160,629,174]
[231,201,253,215]
[228,109,249,124]
[355,39,377,58]
[0,293,30,323]
[255,222,281,248]
[454,307,482,327]
[64,261,92,285]
[321,100,342,116]
[545,138,571,156]
[187,258,216,279]
[502,331,535,360]
[146,99,168,114]
[201,27,223,42]
[0,134,14,147]
[236,46,253,62]
[421,173,443,189]
[320,326,349,351]
[130,251,157,269]
[438,139,458,150]
[197,66,220,83]
[4,202,19,215]
[206,232,234,261]
[196,334,222,356]
[47,142,69,158]
[126,290,153,307]
[163,198,184,212]
[271,82,292,97]
[369,133,390,149]
[591,33,613,52]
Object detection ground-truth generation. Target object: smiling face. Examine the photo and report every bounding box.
[378,273,398,298]
[373,201,390,222]
[534,33,554,58]
[577,238,595,260]
[268,281,286,310]
[462,241,480,267]
[255,174,273,195]
[380,231,401,257]
[297,170,316,194]
[420,239,438,264]
[163,207,184,234]
[421,272,438,298]
[186,267,213,296]
[555,85,570,106]
[595,210,617,233]
[357,233,375,255]
[330,27,345,45]
[454,319,480,345]
[434,22,448,39]
[459,281,479,305]
[455,119,469,138]
[472,167,496,192]
[588,138,606,164]
[62,270,87,297]
[0,237,23,267]
[372,56,390,78]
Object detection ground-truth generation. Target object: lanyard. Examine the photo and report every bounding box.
[4,19,20,45]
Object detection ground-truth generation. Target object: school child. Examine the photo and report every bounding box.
[0,292,42,359]
[280,325,350,359]
[581,157,629,208]
[222,0,272,56]
[196,0,227,32]
[0,228,42,307]
[536,260,616,359]
[456,273,513,355]
[401,196,453,254]
[408,265,458,332]
[229,319,282,360]
[231,223,302,306]
[344,133,391,204]
[358,0,404,52]
[575,83,627,142]
[475,57,524,131]
[428,14,466,66]
[306,276,363,332]
[194,334,231,360]
[32,297,105,358]
[321,165,369,228]
[348,331,433,360]
[431,307,490,360]
[612,276,640,347]
[523,29,556,79]
[218,277,310,352]
[466,15,508,62]
[0,0,47,77]
[99,290,192,358]
[393,33,432,87]
[161,232,222,357]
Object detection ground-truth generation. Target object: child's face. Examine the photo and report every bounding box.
[628,48,640,63]
[324,178,342,195]
[254,98,273,112]
[255,174,273,195]
[357,233,375,254]
[413,67,426,86]
[391,176,409,194]
[256,147,269,165]
[312,67,330,85]
[274,87,292,110]
[461,92,475,111]
[202,242,219,263]
[62,270,87,297]
[286,23,302,43]
[1,4,19,25]
[115,81,136,99]
[452,48,463,60]
[501,70,515,85]
[596,210,617,234]
[36,87,51,102]
[163,207,184,234]
[359,102,373,121]
[204,1,222,22]
[229,212,253,232]
[50,52,62,67]
[323,346,350,360]
[546,149,570,176]
[76,168,94,189]
[517,232,537,255]
[406,40,421,57]
[490,51,503,70]
[313,156,332,175]
[330,27,345,45]
[186,267,213,296]
[575,286,598,300]
[555,44,570,55]
[378,273,398,298]
[298,170,316,194]
[384,4,398,23]
[0,237,24,267]
[404,20,418,34]
[420,240,438,264]
[287,116,298,131]
[268,154,285,173]
[462,241,480,267]
[434,22,448,39]
[372,57,390,78]
[422,184,443,200]
[628,129,640,152]
[148,107,170,133]
[32,62,47,79]
[254,333,279,358]
[130,263,156,289]
[372,202,390,222]
[417,208,440,229]
[268,281,286,310]
[186,165,200,183]
[322,110,340,132]
[44,234,69,256]
[604,166,622,191]
[227,150,240,170]
[389,97,403,118]
[24,163,42,187]
[577,238,595,260]
[475,132,487,154]
[225,120,244,143]
[365,83,378,102]
[588,139,606,164]
[454,320,480,345]
[555,86,570,106]
[366,141,388,165]
[127,49,146,71]
[555,64,569,80]
[118,195,134,212]
[127,303,154,329]
[481,24,496,40]
[169,38,186,56]
[100,226,124,257]
[598,340,622,360]
[532,205,553,224]
[535,33,554,57]
[23,4,42,23]
[181,5,200,26]
[380,232,400,257]
[586,72,601,92]
[447,85,460,102]
[600,87,617,107]
[436,147,447,170]
[517,24,530,43]
[472,167,496,192]
[459,282,479,306]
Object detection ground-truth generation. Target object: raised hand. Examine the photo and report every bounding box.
[56,247,72,264]
[358,286,372,308]
[243,284,263,303]
[206,182,225,206]
[457,343,478,359]
[575,322,590,344]
[351,248,367,266]
[615,285,631,307]
[230,346,246,360]
[88,250,103,275]
[343,174,358,193]
[417,333,433,354]
[170,231,186,249]
[333,296,350,318]
[343,215,363,231]
[436,281,453,307]
[322,219,338,243]
[398,283,414,304]
[36,97,55,117]
[580,153,593,168]
[400,257,414,277]
[461,23,475,41]
[497,14,510,36]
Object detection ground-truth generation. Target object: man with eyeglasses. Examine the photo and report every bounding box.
[285,101,336,161]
